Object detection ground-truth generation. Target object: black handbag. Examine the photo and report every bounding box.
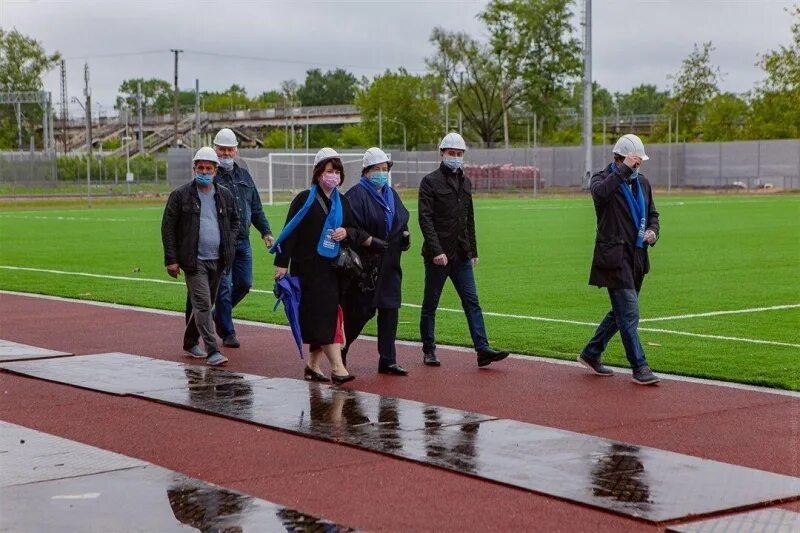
[333,245,363,278]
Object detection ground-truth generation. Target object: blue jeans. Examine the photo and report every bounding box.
[214,238,253,337]
[420,257,489,353]
[583,288,648,370]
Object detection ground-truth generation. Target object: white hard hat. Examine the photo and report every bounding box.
[362,147,392,169]
[613,133,649,161]
[314,147,340,167]
[439,132,467,151]
[192,146,220,165]
[213,128,238,148]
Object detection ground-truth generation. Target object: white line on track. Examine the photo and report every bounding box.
[641,304,800,322]
[2,289,797,398]
[2,265,798,349]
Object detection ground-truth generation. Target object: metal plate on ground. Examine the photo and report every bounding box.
[0,353,268,394]
[0,421,147,487]
[0,339,72,362]
[0,422,353,532]
[666,508,800,532]
[4,355,800,523]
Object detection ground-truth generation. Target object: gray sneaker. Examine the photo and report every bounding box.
[632,365,660,385]
[185,345,208,359]
[577,353,614,376]
[206,352,228,367]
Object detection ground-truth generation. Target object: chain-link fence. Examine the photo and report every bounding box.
[158,138,799,195]
[0,152,169,197]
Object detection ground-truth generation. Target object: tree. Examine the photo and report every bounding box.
[297,68,358,106]
[570,82,614,118]
[749,6,800,139]
[665,42,722,140]
[427,29,509,146]
[615,84,669,116]
[480,0,582,136]
[0,29,60,149]
[115,78,173,114]
[355,69,441,150]
[698,93,749,141]
[201,84,250,112]
[253,90,283,109]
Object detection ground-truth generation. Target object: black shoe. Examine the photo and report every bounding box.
[378,363,408,376]
[331,373,356,385]
[423,351,441,366]
[577,353,614,376]
[632,365,661,385]
[222,334,240,348]
[341,347,348,367]
[304,366,330,382]
[477,347,510,367]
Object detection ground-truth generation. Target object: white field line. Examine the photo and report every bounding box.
[0,214,156,222]
[2,289,799,399]
[640,304,800,323]
[2,265,798,349]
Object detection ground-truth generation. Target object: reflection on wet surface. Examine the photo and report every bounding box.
[0,338,72,362]
[0,422,353,532]
[3,354,800,523]
[666,508,800,532]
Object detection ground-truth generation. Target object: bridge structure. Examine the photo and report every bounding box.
[58,105,361,157]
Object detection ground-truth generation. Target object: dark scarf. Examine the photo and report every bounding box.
[611,162,646,248]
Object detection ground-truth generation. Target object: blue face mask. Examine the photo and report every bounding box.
[219,158,234,169]
[443,157,463,171]
[630,168,640,181]
[195,173,214,186]
[368,171,389,188]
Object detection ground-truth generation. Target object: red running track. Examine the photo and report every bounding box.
[1,292,798,531]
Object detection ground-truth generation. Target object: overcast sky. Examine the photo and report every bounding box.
[1,0,795,118]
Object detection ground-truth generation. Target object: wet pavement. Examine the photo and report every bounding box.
[0,339,72,362]
[2,353,800,523]
[666,508,800,532]
[0,421,353,532]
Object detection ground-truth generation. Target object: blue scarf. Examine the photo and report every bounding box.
[269,184,343,258]
[611,163,647,248]
[358,176,396,238]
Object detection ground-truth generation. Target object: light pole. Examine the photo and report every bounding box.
[71,96,91,207]
[384,117,407,153]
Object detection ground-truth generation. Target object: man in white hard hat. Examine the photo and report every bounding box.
[417,132,509,368]
[161,147,240,367]
[211,128,274,349]
[578,133,661,385]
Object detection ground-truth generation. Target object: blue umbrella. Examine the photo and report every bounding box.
[273,275,303,358]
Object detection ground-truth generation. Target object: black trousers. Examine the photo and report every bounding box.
[343,304,399,369]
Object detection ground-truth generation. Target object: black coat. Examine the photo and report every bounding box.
[418,163,477,261]
[274,187,367,346]
[345,181,410,309]
[161,181,240,274]
[588,163,660,290]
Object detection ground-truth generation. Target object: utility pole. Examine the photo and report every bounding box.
[194,78,201,148]
[170,49,183,146]
[60,59,68,154]
[582,0,593,184]
[84,62,93,208]
[137,81,144,154]
[378,106,383,148]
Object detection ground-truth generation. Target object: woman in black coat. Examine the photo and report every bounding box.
[342,147,411,376]
[273,148,368,384]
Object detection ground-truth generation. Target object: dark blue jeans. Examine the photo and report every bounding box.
[420,257,489,353]
[214,238,253,337]
[582,288,648,370]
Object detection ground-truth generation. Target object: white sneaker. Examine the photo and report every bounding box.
[185,345,208,358]
[206,352,228,366]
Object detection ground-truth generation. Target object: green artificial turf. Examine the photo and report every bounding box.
[1,193,798,389]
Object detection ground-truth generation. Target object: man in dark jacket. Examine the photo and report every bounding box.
[418,132,509,368]
[161,147,240,366]
[211,128,274,349]
[578,134,661,385]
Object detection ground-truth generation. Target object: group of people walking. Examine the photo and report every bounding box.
[161,129,662,386]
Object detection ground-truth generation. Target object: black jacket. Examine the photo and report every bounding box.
[589,163,660,289]
[345,181,410,309]
[274,187,368,345]
[214,162,271,241]
[161,181,240,274]
[418,163,477,261]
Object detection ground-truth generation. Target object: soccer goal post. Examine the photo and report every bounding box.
[241,152,387,205]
